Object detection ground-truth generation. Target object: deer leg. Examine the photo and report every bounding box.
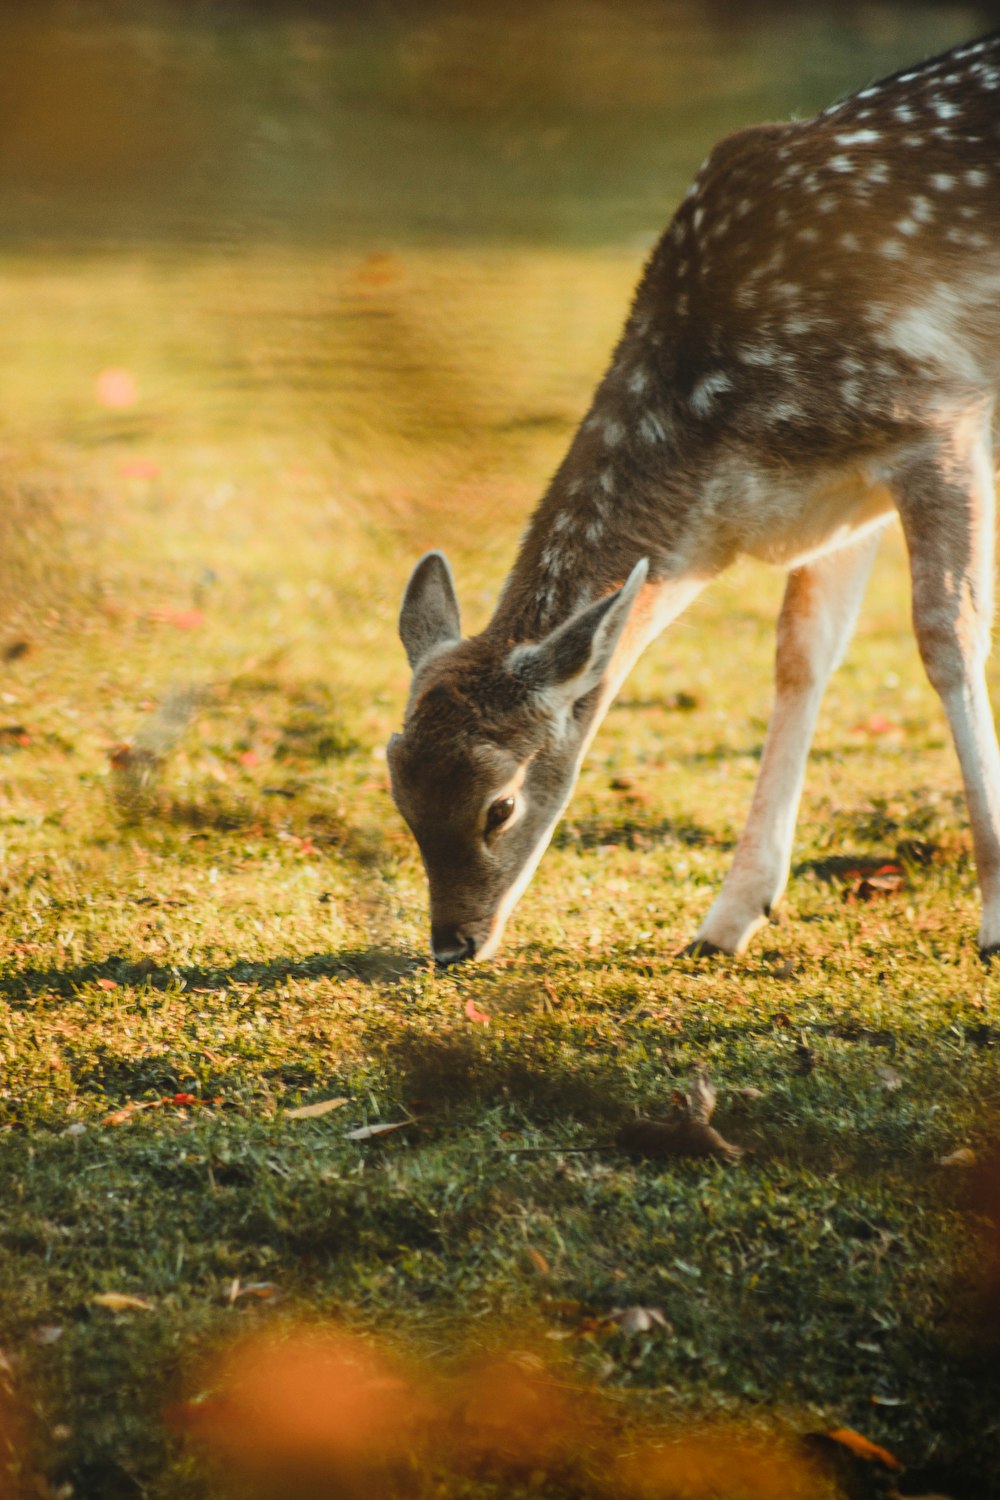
[691,528,883,955]
[893,412,1000,956]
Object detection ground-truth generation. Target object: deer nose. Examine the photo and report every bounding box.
[432,927,476,967]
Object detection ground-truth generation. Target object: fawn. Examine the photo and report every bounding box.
[389,33,1000,965]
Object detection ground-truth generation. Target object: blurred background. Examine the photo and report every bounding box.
[1,0,998,878]
[3,0,1000,661]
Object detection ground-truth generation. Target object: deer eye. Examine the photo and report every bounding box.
[485,795,516,836]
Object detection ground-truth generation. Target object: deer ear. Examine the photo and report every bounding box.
[399,551,462,670]
[510,558,649,704]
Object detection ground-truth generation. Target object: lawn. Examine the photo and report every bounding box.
[0,234,997,1499]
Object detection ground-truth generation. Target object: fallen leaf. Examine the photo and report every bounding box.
[618,1070,743,1162]
[286,1097,349,1120]
[607,1306,670,1335]
[2,640,29,663]
[96,978,118,991]
[825,1428,901,1468]
[102,1105,136,1127]
[938,1147,977,1168]
[733,1086,765,1100]
[237,750,260,768]
[687,1072,716,1126]
[464,998,491,1025]
[344,1120,414,1142]
[228,1280,280,1303]
[617,1115,743,1163]
[91,1293,153,1313]
[540,1298,586,1322]
[875,1065,903,1091]
[31,1326,63,1346]
[526,1248,550,1277]
[843,871,906,903]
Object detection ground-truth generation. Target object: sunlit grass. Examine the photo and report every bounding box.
[0,234,998,1496]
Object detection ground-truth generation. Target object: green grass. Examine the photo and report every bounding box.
[1,242,999,1499]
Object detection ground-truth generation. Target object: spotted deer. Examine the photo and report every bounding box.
[389,33,1000,966]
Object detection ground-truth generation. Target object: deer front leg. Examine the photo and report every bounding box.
[691,529,883,955]
[893,411,1000,957]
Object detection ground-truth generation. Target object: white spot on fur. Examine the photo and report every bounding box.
[768,400,804,424]
[738,345,778,367]
[627,367,649,396]
[603,419,624,448]
[879,240,904,258]
[828,154,853,173]
[840,231,860,251]
[689,372,732,416]
[910,195,934,223]
[599,468,615,496]
[965,168,988,188]
[835,129,881,145]
[638,411,668,444]
[932,173,956,191]
[884,288,987,384]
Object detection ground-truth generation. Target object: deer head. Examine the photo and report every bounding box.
[388,552,649,964]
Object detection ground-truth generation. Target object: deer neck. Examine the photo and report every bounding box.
[486,402,711,671]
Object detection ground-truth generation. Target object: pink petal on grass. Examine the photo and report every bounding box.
[118,458,160,479]
[148,608,204,630]
[464,998,491,1025]
[96,368,138,409]
[851,713,900,735]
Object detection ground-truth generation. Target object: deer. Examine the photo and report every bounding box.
[388,33,1000,967]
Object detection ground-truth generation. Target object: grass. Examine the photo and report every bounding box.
[1,240,999,1499]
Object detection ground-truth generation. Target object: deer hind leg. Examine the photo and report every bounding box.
[893,409,1000,956]
[691,528,883,955]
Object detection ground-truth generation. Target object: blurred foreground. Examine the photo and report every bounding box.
[2,3,1000,1497]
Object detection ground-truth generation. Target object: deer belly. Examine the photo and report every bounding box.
[740,469,896,569]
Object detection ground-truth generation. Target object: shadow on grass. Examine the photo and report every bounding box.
[370,1020,635,1124]
[117,790,395,871]
[0,946,423,1005]
[555,814,730,851]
